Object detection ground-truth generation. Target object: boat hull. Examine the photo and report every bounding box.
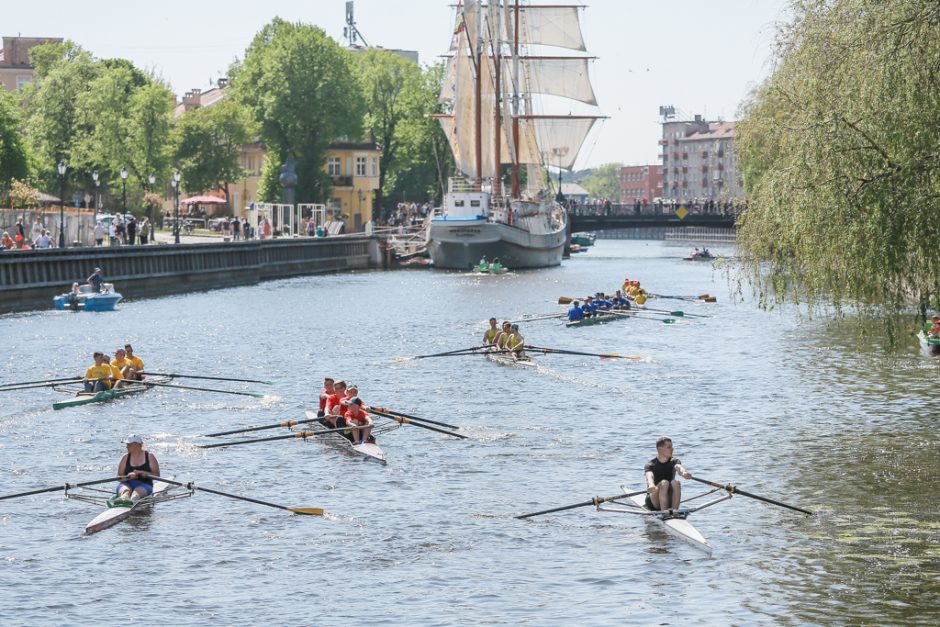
[427,219,565,270]
[53,292,123,311]
[52,375,172,410]
[303,410,387,464]
[484,349,537,369]
[918,330,940,355]
[625,493,711,553]
[84,480,171,535]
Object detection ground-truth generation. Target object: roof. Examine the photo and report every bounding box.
[173,86,228,118]
[680,121,736,142]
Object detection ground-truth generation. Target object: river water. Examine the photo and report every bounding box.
[1,239,938,625]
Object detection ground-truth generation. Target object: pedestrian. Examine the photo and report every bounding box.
[31,217,44,244]
[35,230,53,249]
[126,216,137,245]
[114,216,125,245]
[108,219,118,246]
[222,217,231,239]
[94,221,105,246]
[231,217,241,241]
[139,218,150,245]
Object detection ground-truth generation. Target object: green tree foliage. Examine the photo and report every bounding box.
[172,98,257,202]
[356,49,424,207]
[0,90,30,190]
[233,19,365,203]
[381,61,454,207]
[581,163,623,200]
[736,0,940,328]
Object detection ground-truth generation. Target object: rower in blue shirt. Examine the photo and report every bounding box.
[568,301,584,321]
[582,296,597,317]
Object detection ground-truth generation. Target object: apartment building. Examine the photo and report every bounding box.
[660,115,744,201]
[0,36,63,92]
[619,165,663,204]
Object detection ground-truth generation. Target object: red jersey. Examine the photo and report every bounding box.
[326,393,345,414]
[319,391,331,411]
[344,409,370,425]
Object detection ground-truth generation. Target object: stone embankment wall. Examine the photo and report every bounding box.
[0,236,379,313]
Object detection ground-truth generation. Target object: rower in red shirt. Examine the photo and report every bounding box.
[324,380,348,428]
[317,377,335,417]
[344,397,373,446]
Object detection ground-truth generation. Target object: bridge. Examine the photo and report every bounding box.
[569,203,738,232]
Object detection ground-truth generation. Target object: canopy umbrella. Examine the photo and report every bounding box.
[180,195,227,205]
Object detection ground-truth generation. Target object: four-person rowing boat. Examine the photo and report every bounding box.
[304,410,389,464]
[52,375,173,410]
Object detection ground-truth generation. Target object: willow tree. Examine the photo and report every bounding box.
[232,19,365,203]
[736,0,940,330]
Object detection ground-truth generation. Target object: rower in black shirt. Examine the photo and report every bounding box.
[644,436,691,515]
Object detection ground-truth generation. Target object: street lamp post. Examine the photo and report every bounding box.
[147,173,156,228]
[120,167,128,219]
[92,171,99,213]
[57,162,67,248]
[172,170,181,244]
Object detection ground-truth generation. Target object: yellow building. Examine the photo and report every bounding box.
[175,81,381,233]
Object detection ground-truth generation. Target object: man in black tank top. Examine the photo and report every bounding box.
[644,436,691,513]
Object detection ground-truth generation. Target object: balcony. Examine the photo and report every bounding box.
[331,175,353,187]
[681,152,688,159]
[658,139,668,146]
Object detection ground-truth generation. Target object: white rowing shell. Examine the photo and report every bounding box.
[84,480,170,535]
[625,492,711,553]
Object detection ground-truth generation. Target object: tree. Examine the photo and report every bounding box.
[581,163,623,200]
[0,90,30,190]
[232,19,365,203]
[357,49,424,208]
[172,98,256,204]
[735,0,940,335]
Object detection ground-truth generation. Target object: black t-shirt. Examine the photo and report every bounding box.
[645,456,681,484]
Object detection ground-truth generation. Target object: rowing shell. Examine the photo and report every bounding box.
[597,486,733,553]
[52,375,173,410]
[483,348,537,369]
[78,478,193,535]
[303,410,387,464]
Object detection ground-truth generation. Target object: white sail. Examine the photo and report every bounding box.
[511,6,586,52]
[517,117,597,170]
[518,57,597,106]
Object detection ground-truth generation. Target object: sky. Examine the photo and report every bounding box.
[7,0,789,169]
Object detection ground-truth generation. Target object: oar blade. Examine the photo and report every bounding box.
[288,506,325,516]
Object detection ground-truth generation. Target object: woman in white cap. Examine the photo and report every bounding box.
[113,435,160,505]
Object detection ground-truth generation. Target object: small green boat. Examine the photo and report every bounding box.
[565,311,627,328]
[918,322,940,355]
[52,375,172,410]
[570,232,596,247]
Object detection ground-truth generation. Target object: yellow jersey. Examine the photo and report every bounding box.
[484,328,500,344]
[85,363,119,389]
[127,355,144,371]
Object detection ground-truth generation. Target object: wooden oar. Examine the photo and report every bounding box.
[636,307,710,319]
[690,476,814,516]
[0,476,121,501]
[516,489,647,519]
[602,310,676,324]
[413,345,491,359]
[0,376,83,390]
[370,410,468,439]
[133,379,266,398]
[141,372,277,385]
[155,478,323,516]
[205,417,325,437]
[197,429,350,449]
[525,345,638,360]
[649,293,717,303]
[508,312,567,324]
[369,407,460,430]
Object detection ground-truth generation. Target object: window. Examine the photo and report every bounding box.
[16,75,32,89]
[327,157,341,176]
[356,156,367,176]
[370,157,378,177]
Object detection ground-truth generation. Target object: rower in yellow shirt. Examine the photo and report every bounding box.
[482,318,500,345]
[110,348,133,389]
[84,352,119,392]
[123,344,144,381]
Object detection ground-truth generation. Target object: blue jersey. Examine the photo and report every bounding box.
[568,306,584,321]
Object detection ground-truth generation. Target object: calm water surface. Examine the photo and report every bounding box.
[1,239,938,625]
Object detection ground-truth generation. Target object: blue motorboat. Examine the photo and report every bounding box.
[53,284,122,311]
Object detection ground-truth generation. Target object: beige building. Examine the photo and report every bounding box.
[0,36,63,92]
[660,115,744,201]
[175,81,381,231]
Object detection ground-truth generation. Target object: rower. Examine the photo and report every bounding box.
[644,436,692,517]
[478,256,488,271]
[83,351,118,392]
[507,323,526,360]
[317,377,335,417]
[324,380,348,428]
[113,434,160,505]
[483,317,500,345]
[344,397,373,446]
[494,321,513,349]
[124,344,144,381]
[613,290,631,310]
[110,349,135,388]
[87,267,104,293]
[582,296,597,318]
[568,301,584,322]
[930,315,940,339]
[490,257,502,272]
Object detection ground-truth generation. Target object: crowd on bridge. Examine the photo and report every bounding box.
[567,198,747,218]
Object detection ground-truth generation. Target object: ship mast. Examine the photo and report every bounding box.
[510,0,521,198]
[474,0,483,183]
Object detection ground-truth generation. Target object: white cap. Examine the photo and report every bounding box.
[123,434,143,444]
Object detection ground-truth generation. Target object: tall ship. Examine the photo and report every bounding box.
[427,0,603,269]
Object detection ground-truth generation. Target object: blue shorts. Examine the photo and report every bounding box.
[116,480,153,495]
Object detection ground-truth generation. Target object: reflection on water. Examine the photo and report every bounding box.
[0,240,938,624]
